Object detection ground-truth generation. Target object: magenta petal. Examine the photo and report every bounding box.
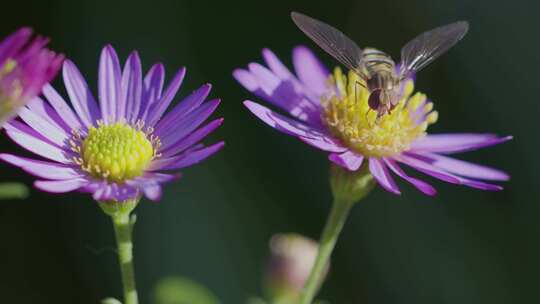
[146,67,186,126]
[18,106,69,147]
[0,28,32,64]
[150,141,224,171]
[328,151,364,171]
[411,134,512,154]
[299,136,347,153]
[368,158,401,195]
[122,51,143,123]
[0,154,81,180]
[98,45,123,123]
[62,60,100,127]
[384,158,436,196]
[42,84,83,130]
[415,152,509,181]
[34,178,87,193]
[243,100,325,138]
[4,122,72,164]
[292,46,329,96]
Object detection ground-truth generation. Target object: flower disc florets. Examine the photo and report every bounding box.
[322,68,438,158]
[0,60,21,113]
[74,121,158,183]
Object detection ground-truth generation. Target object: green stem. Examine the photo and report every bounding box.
[299,198,354,304]
[111,212,138,304]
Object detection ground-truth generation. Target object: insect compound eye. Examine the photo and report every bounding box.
[368,89,382,110]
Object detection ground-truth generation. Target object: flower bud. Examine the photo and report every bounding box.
[265,233,328,301]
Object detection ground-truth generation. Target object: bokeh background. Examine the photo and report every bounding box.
[0,0,538,303]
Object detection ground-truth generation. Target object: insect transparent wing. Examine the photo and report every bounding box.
[399,21,469,79]
[291,12,366,77]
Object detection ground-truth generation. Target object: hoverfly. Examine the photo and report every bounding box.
[291,12,469,119]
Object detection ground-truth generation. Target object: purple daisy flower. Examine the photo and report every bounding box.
[0,45,224,202]
[234,46,511,196]
[0,27,63,126]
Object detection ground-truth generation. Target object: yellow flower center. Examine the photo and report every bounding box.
[321,68,438,158]
[0,59,23,124]
[0,59,17,77]
[0,60,22,100]
[73,121,159,183]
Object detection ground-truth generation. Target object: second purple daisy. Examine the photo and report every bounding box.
[234,46,510,196]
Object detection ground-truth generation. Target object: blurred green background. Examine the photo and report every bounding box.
[0,0,538,303]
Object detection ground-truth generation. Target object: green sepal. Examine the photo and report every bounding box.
[329,163,375,205]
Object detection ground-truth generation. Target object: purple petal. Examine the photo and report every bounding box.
[27,97,72,132]
[98,45,123,123]
[414,152,509,181]
[158,99,221,149]
[62,60,100,127]
[233,68,259,92]
[131,172,179,184]
[154,84,212,136]
[0,154,82,180]
[262,48,295,81]
[397,154,462,184]
[299,136,347,153]
[92,183,139,202]
[235,63,321,125]
[384,158,436,196]
[161,118,224,157]
[262,48,321,104]
[34,178,87,193]
[42,84,83,130]
[247,62,282,96]
[4,121,72,164]
[328,151,364,171]
[146,67,186,126]
[368,158,401,195]
[127,173,180,201]
[411,134,513,154]
[142,184,162,201]
[150,141,224,171]
[17,106,69,147]
[122,51,143,123]
[457,179,503,191]
[139,63,165,121]
[292,46,329,96]
[243,101,325,138]
[400,154,503,191]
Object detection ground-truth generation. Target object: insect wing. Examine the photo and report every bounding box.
[291,12,365,77]
[399,21,469,79]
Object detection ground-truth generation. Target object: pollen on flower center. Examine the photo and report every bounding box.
[321,68,438,158]
[74,121,158,183]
